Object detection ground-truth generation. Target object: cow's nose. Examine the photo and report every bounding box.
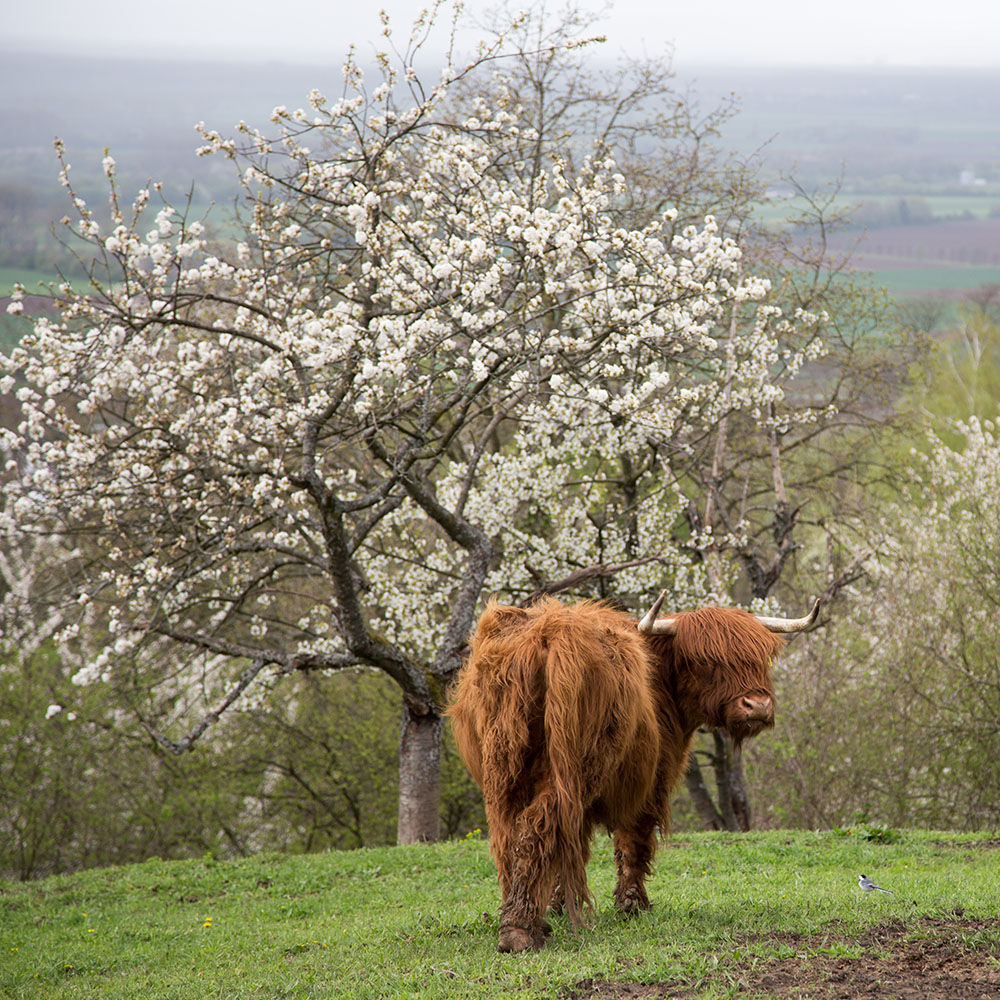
[740,695,773,723]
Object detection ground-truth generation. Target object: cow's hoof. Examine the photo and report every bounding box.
[498,925,543,953]
[613,889,652,916]
[616,900,651,917]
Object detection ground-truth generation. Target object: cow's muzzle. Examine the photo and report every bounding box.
[738,694,774,727]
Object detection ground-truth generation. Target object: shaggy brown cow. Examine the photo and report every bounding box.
[448,592,817,952]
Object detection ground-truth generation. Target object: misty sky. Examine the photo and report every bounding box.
[6,0,1000,69]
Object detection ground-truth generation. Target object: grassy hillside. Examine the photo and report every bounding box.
[2,830,998,999]
[0,266,94,298]
[865,265,1000,295]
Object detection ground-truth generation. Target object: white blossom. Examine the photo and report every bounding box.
[0,20,836,749]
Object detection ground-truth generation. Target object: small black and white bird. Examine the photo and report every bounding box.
[858,873,893,894]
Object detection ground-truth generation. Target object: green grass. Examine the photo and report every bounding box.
[866,266,1000,293]
[919,194,1000,219]
[754,192,1000,225]
[0,267,93,297]
[842,193,1000,220]
[2,829,998,999]
[0,267,57,296]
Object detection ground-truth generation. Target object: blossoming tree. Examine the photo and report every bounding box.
[752,414,1000,829]
[2,10,844,842]
[865,418,1000,824]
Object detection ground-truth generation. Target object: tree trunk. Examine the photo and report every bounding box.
[683,751,725,830]
[396,701,443,844]
[684,730,752,833]
[712,730,741,831]
[727,741,752,832]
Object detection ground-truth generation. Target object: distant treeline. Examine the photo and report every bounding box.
[845,196,999,230]
[0,183,82,273]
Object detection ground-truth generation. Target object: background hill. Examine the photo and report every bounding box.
[2,52,999,296]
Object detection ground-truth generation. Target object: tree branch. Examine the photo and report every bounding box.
[144,656,271,754]
[520,555,665,605]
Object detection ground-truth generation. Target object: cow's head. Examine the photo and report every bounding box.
[638,593,819,744]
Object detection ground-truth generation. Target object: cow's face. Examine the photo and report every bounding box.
[649,607,784,744]
[681,653,776,746]
[638,598,820,745]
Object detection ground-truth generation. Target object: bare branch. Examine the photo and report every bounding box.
[144,656,272,754]
[521,556,665,605]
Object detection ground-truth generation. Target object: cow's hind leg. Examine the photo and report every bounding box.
[496,788,564,952]
[612,816,657,914]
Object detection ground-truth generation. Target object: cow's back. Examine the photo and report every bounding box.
[449,599,660,828]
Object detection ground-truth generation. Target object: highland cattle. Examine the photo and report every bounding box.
[448,592,818,952]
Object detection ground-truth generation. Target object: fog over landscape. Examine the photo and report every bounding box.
[4,27,999,302]
[7,0,1000,67]
[4,0,999,227]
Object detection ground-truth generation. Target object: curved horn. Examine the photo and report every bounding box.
[754,598,821,633]
[636,589,678,635]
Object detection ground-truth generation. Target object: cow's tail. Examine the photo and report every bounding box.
[540,622,611,928]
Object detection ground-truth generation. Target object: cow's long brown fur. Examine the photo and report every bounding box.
[448,597,785,952]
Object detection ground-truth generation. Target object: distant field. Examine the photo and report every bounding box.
[752,201,999,295]
[758,193,1000,226]
[919,194,1000,218]
[0,269,75,351]
[834,218,1000,267]
[839,193,999,221]
[859,266,1000,295]
[0,267,56,296]
[745,197,1000,295]
[799,216,1000,296]
[0,267,92,297]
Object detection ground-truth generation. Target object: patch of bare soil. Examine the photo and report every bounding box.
[930,838,1000,851]
[826,218,1000,267]
[562,918,1000,1000]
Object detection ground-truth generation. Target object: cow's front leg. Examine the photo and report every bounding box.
[612,817,657,914]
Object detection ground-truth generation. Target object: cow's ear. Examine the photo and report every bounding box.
[477,601,530,639]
